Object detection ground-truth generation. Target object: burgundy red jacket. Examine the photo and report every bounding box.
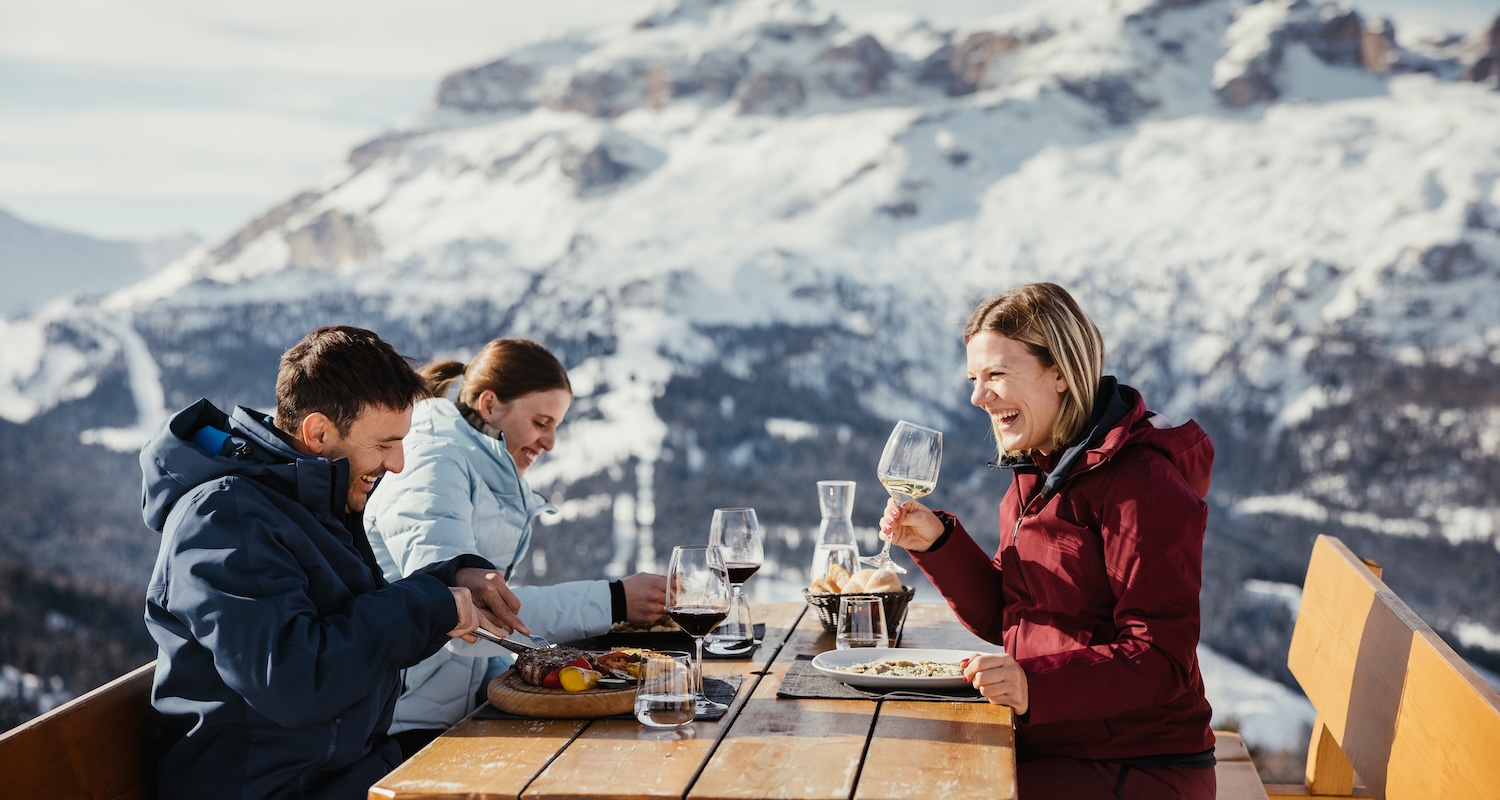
[911,379,1215,761]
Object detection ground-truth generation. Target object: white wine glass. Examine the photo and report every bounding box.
[666,544,731,713]
[863,420,942,574]
[706,508,763,655]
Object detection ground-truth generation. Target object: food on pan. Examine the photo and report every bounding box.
[515,646,671,690]
[609,615,682,634]
[515,646,593,687]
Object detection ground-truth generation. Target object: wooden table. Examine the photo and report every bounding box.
[370,601,1016,800]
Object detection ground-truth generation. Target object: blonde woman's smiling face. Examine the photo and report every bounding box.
[966,331,1067,456]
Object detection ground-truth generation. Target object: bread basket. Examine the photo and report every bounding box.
[802,586,914,646]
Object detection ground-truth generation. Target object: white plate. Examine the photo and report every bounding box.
[811,648,977,690]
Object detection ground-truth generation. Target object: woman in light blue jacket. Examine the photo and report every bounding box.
[366,338,666,758]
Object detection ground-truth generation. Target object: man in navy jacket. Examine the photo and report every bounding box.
[141,326,527,800]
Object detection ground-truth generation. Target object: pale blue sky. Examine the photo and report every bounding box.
[0,0,1493,244]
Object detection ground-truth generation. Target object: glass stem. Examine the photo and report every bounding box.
[694,636,706,700]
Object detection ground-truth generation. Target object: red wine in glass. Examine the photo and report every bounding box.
[725,562,761,584]
[668,606,730,637]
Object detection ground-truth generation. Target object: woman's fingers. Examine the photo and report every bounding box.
[963,652,1029,715]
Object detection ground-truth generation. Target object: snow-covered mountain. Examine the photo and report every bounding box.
[0,207,200,319]
[2,0,1499,745]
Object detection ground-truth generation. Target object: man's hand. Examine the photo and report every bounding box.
[962,651,1029,714]
[445,587,508,643]
[621,572,667,624]
[454,567,528,636]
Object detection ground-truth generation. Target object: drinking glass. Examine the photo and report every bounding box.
[634,651,695,727]
[666,545,731,713]
[862,420,943,574]
[835,596,888,649]
[706,507,763,655]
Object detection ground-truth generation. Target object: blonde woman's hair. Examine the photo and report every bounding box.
[963,283,1104,457]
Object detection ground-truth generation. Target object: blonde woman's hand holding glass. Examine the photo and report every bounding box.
[878,497,945,554]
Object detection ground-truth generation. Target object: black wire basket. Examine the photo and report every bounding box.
[802,586,914,647]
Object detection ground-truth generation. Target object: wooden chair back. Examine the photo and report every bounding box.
[0,660,157,800]
[1280,535,1500,799]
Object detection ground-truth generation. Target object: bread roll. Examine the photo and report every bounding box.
[841,569,876,593]
[809,576,835,594]
[863,569,903,593]
[827,563,851,593]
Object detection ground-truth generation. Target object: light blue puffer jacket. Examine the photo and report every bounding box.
[365,398,613,733]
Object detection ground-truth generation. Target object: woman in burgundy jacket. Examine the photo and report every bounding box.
[882,282,1217,799]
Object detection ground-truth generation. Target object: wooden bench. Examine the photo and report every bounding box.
[0,660,156,800]
[1257,535,1500,800]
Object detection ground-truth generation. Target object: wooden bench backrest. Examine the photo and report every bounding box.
[1288,536,1500,800]
[0,660,156,800]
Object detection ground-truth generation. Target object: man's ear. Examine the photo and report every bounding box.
[299,412,336,455]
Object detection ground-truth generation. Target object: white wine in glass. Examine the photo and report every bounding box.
[863,420,942,574]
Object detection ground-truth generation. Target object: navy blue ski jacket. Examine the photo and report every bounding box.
[141,399,494,799]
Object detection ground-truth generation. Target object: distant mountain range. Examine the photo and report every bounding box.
[0,206,200,318]
[2,0,1498,746]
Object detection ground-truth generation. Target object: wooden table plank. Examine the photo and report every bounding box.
[521,602,805,800]
[856,702,1015,800]
[855,601,1015,800]
[689,608,876,800]
[370,718,587,800]
[692,598,1015,800]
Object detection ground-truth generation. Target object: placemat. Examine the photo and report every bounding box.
[564,623,765,660]
[473,674,743,721]
[776,655,986,703]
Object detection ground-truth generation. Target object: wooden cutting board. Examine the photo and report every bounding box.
[487,669,636,718]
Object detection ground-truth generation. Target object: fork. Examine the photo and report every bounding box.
[853,687,987,703]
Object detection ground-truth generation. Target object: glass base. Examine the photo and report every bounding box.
[859,551,907,573]
[694,696,728,713]
[704,637,756,656]
[707,583,756,654]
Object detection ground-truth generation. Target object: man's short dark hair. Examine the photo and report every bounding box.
[275,326,428,436]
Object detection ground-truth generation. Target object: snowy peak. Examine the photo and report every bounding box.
[426,0,1488,130]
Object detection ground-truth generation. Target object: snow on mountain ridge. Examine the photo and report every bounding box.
[3,0,1495,485]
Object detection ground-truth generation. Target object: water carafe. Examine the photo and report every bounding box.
[810,480,860,582]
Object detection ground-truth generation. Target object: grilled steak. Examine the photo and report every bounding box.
[515,645,591,686]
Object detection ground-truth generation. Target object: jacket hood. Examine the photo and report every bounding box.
[139,399,349,532]
[1089,381,1215,499]
[1001,378,1214,503]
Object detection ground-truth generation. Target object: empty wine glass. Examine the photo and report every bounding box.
[863,420,943,574]
[666,545,731,713]
[707,507,763,656]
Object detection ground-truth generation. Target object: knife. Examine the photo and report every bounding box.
[472,628,536,654]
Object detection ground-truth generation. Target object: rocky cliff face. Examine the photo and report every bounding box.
[3,0,1499,691]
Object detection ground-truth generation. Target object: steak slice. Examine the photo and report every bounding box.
[515,645,591,686]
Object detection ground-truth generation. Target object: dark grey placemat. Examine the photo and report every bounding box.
[474,674,743,721]
[563,623,766,660]
[776,655,986,702]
